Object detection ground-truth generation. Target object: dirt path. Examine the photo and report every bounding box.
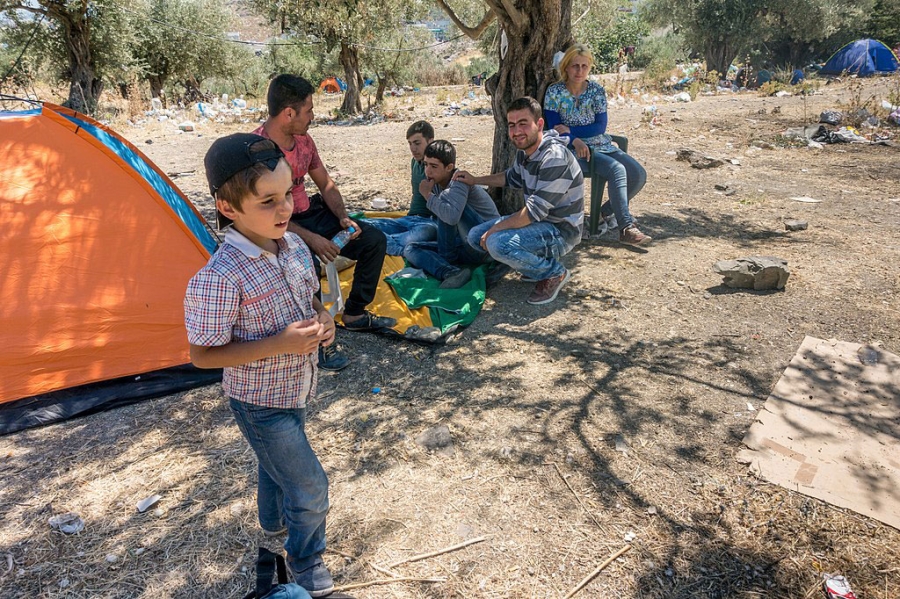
[1,80,898,598]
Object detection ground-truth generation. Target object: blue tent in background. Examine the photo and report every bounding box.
[821,39,899,76]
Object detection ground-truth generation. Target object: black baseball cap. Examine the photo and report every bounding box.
[204,133,285,229]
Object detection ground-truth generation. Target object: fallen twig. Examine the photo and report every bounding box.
[387,536,486,568]
[562,545,632,598]
[334,576,446,592]
[546,462,606,531]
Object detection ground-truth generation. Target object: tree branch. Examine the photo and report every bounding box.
[499,0,526,28]
[433,0,496,40]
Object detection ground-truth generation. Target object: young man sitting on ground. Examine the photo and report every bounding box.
[455,96,584,305]
[367,121,438,255]
[402,140,500,288]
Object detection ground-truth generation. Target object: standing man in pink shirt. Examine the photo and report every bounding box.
[254,74,395,370]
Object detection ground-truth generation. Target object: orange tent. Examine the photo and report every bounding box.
[319,77,341,93]
[0,102,221,434]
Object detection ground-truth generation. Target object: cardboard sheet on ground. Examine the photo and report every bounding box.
[738,336,900,529]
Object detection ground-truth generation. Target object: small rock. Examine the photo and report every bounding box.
[416,425,453,451]
[703,292,712,299]
[574,288,591,297]
[647,506,658,515]
[105,554,118,564]
[614,434,630,454]
[784,219,808,231]
[144,139,153,144]
[624,531,637,542]
[713,256,790,290]
[857,345,880,365]
[714,183,729,191]
[676,148,724,169]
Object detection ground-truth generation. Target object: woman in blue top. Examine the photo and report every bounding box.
[544,43,650,245]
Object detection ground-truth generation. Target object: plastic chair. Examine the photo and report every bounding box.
[587,134,629,236]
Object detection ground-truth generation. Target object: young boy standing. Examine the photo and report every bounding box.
[367,120,438,255]
[184,133,337,597]
[403,140,499,288]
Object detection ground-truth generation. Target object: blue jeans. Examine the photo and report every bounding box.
[467,216,568,281]
[229,399,329,563]
[403,206,488,280]
[579,149,646,229]
[366,215,437,256]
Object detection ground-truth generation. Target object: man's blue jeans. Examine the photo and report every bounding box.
[579,149,647,229]
[403,206,488,280]
[229,399,328,563]
[467,216,568,281]
[366,215,437,256]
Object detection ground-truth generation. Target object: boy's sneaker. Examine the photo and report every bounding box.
[318,344,349,371]
[619,224,652,246]
[289,556,335,598]
[439,268,471,289]
[527,269,571,305]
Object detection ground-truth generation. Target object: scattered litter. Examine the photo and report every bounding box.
[647,506,657,515]
[823,573,857,599]
[614,434,630,454]
[747,402,755,411]
[820,110,843,125]
[624,531,637,542]
[105,554,118,564]
[370,197,389,209]
[372,387,381,394]
[49,513,85,534]
[177,121,195,132]
[790,196,822,203]
[136,494,161,513]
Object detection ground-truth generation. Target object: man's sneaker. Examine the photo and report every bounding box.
[342,311,397,331]
[527,269,571,305]
[289,556,334,598]
[318,344,349,371]
[619,224,652,246]
[439,268,471,289]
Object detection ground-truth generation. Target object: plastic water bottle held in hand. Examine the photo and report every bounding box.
[331,226,356,249]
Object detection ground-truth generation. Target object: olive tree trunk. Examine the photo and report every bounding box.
[61,17,103,113]
[485,2,573,213]
[339,42,363,115]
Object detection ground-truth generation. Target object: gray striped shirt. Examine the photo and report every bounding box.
[505,130,584,251]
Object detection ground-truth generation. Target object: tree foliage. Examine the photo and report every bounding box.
[130,0,236,100]
[0,0,134,112]
[642,0,766,74]
[575,9,648,73]
[252,0,430,114]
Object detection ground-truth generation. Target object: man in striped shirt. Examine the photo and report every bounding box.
[455,96,585,305]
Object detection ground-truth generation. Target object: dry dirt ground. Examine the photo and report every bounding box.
[2,79,900,599]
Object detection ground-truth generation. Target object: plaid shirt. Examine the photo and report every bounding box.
[184,228,320,408]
